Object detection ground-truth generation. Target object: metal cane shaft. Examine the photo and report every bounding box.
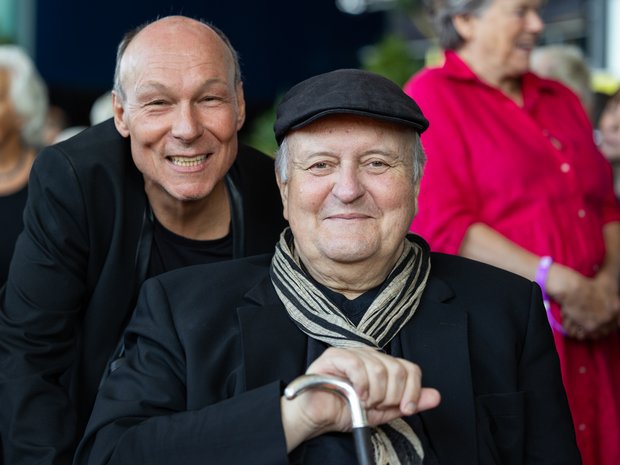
[352,426,375,465]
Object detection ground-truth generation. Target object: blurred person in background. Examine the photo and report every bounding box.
[530,43,594,120]
[0,15,285,465]
[0,45,48,285]
[404,1,620,464]
[89,90,113,126]
[42,105,69,146]
[53,90,114,144]
[598,90,620,199]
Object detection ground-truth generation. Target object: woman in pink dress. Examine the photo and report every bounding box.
[404,1,620,464]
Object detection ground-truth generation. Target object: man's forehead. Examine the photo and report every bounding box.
[119,29,234,90]
[290,114,414,141]
[122,17,230,66]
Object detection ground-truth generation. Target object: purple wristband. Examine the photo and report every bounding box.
[534,256,566,335]
[534,256,553,303]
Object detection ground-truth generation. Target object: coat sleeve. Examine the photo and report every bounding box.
[74,277,290,465]
[519,284,581,464]
[0,147,91,465]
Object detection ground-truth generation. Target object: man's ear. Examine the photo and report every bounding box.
[275,170,289,221]
[112,91,130,138]
[412,182,421,219]
[235,82,246,131]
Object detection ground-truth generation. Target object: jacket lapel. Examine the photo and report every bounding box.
[400,275,478,465]
[237,277,308,389]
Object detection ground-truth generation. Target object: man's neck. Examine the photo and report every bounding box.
[146,179,231,240]
[298,243,405,300]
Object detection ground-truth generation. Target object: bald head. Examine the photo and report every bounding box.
[113,16,241,103]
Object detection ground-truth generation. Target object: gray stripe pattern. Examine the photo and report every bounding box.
[270,228,431,464]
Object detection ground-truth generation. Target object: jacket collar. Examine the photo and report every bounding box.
[238,275,307,387]
[400,273,478,465]
[441,49,556,105]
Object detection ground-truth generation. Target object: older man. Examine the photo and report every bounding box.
[0,16,285,465]
[74,69,580,465]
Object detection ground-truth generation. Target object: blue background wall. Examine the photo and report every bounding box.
[34,1,384,126]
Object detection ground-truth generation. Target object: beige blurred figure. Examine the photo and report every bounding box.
[90,90,114,125]
[52,91,113,143]
[530,44,594,119]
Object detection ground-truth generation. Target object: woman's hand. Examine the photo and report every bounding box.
[547,264,620,339]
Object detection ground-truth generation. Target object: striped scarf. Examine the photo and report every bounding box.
[270,228,431,464]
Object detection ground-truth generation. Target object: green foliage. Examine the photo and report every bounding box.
[359,34,423,87]
[241,104,279,158]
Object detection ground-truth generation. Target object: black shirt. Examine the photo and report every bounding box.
[147,218,234,278]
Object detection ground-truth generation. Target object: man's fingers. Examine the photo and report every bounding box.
[414,387,441,413]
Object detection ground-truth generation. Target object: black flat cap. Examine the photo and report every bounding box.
[274,68,429,144]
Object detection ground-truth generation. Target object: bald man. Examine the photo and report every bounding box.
[0,16,286,465]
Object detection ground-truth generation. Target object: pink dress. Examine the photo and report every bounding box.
[405,50,620,465]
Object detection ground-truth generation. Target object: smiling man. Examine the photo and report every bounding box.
[0,16,286,465]
[74,69,580,465]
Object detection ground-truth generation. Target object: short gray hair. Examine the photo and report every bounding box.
[275,128,426,184]
[426,0,491,50]
[0,45,48,147]
[112,17,242,103]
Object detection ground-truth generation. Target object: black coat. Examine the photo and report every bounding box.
[76,253,581,465]
[0,119,287,465]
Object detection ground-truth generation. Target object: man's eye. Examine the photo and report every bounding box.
[201,96,224,103]
[309,162,329,170]
[367,160,391,170]
[146,100,167,106]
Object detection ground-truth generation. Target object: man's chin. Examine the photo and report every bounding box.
[319,243,376,264]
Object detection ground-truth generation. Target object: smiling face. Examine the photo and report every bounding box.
[454,0,544,86]
[113,17,245,204]
[278,115,418,274]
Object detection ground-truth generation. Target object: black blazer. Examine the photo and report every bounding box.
[76,253,581,465]
[0,120,287,465]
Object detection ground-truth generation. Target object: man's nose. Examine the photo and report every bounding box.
[171,103,203,142]
[332,165,365,202]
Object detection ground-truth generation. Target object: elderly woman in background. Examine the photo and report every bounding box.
[0,45,48,285]
[404,1,620,464]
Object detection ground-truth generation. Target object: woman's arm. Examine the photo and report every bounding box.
[460,222,619,338]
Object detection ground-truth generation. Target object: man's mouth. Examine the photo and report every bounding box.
[168,154,208,167]
[328,213,370,220]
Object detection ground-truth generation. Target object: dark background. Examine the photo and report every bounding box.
[34,1,385,131]
[32,0,591,139]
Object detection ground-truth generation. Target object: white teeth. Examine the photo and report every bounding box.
[169,155,207,167]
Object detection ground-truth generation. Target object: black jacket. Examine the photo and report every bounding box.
[0,119,286,465]
[76,253,581,465]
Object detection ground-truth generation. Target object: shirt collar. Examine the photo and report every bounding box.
[441,49,556,107]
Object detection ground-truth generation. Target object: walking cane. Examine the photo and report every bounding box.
[285,374,375,465]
